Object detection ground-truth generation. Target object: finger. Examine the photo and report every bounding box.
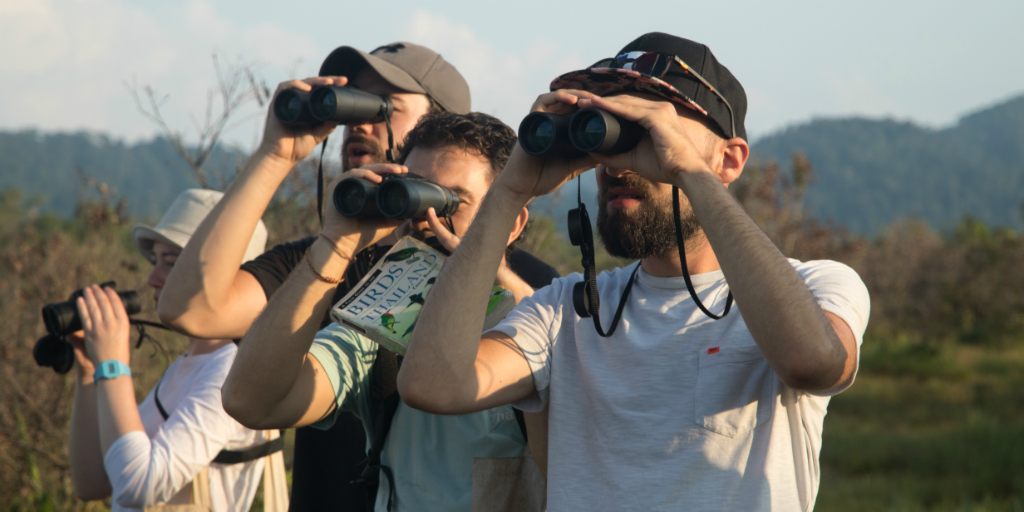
[310,121,339,143]
[75,297,94,333]
[579,95,673,129]
[92,285,116,323]
[104,287,127,319]
[530,89,596,113]
[318,76,349,87]
[274,79,317,94]
[425,208,461,253]
[340,165,408,184]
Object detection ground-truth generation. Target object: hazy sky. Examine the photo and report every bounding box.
[3,0,1023,150]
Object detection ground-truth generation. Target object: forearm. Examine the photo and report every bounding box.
[223,237,350,427]
[678,171,846,389]
[95,376,145,456]
[496,264,535,305]
[159,151,293,336]
[401,187,529,406]
[69,377,112,500]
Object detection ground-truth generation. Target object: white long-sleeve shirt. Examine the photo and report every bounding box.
[103,344,266,511]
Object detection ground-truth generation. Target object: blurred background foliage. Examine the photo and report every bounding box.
[5,152,1024,510]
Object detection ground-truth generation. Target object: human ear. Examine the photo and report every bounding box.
[718,137,749,186]
[507,207,530,248]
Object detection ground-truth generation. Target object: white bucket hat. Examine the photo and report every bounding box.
[133,189,268,264]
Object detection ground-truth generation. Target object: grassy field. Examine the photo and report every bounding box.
[816,338,1024,511]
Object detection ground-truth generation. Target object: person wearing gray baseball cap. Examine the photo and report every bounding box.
[157,42,471,511]
[157,44,557,511]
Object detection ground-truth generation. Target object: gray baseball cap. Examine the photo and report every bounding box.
[319,42,471,115]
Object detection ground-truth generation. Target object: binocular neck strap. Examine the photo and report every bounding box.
[672,186,733,319]
[383,110,396,163]
[317,136,330,226]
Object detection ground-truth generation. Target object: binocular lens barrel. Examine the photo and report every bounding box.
[518,112,585,159]
[568,108,647,155]
[333,178,381,218]
[333,174,459,220]
[273,90,315,124]
[309,86,394,124]
[377,177,460,219]
[42,290,142,337]
[33,334,74,374]
[517,108,647,157]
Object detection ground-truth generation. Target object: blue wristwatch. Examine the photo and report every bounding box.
[94,360,132,381]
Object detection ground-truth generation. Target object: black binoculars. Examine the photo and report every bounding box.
[274,85,393,125]
[518,107,647,158]
[33,282,142,374]
[334,173,460,220]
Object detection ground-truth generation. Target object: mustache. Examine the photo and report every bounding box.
[599,174,654,201]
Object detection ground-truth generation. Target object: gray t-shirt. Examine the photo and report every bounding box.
[491,259,870,511]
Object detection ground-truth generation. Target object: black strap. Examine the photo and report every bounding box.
[672,186,733,319]
[317,136,330,226]
[513,408,528,442]
[352,346,402,511]
[212,436,285,464]
[153,375,284,465]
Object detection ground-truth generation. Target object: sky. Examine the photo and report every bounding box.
[2,0,1024,151]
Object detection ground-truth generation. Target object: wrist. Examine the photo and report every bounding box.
[93,360,132,382]
[318,230,361,257]
[250,147,298,176]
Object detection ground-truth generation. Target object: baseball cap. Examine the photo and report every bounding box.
[320,42,471,115]
[550,32,747,141]
[133,189,268,265]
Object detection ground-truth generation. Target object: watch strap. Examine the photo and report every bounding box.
[94,360,132,381]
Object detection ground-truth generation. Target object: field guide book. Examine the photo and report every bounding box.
[330,236,516,355]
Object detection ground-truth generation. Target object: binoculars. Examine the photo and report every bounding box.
[334,173,460,220]
[33,282,141,374]
[518,107,647,158]
[274,85,393,125]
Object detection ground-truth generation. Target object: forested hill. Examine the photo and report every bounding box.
[0,131,244,220]
[3,94,1024,233]
[752,94,1024,234]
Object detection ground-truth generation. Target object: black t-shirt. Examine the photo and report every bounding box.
[240,237,559,510]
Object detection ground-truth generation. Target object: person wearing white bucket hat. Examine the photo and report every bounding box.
[67,189,287,511]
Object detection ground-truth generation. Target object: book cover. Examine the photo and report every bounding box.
[330,236,515,355]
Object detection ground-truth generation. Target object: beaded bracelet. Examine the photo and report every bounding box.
[318,234,354,261]
[304,247,343,284]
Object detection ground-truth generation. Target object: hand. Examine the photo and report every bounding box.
[425,207,461,254]
[494,90,599,203]
[75,285,132,367]
[321,164,409,255]
[66,330,96,383]
[575,94,714,185]
[256,76,346,165]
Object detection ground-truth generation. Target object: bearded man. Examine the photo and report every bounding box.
[398,32,871,511]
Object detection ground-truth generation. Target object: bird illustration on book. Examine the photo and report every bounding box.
[401,318,417,339]
[427,277,436,286]
[383,248,427,263]
[380,313,399,334]
[487,288,506,312]
[407,293,425,307]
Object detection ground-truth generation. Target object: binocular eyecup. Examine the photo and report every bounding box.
[274,85,394,126]
[518,107,647,158]
[34,282,142,374]
[333,173,460,220]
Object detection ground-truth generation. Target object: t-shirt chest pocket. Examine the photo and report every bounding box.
[694,345,776,437]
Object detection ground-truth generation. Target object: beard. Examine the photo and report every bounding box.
[341,133,388,171]
[596,174,702,259]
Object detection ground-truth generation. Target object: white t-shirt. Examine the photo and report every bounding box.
[491,259,870,512]
[104,344,267,512]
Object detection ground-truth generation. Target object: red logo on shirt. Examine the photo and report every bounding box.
[708,347,720,354]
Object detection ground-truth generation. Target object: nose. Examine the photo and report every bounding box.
[147,265,166,292]
[347,121,373,136]
[603,165,636,178]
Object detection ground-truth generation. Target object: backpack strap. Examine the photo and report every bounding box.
[153,377,284,465]
[352,345,402,511]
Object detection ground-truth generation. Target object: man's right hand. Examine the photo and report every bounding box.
[321,163,408,256]
[256,76,345,165]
